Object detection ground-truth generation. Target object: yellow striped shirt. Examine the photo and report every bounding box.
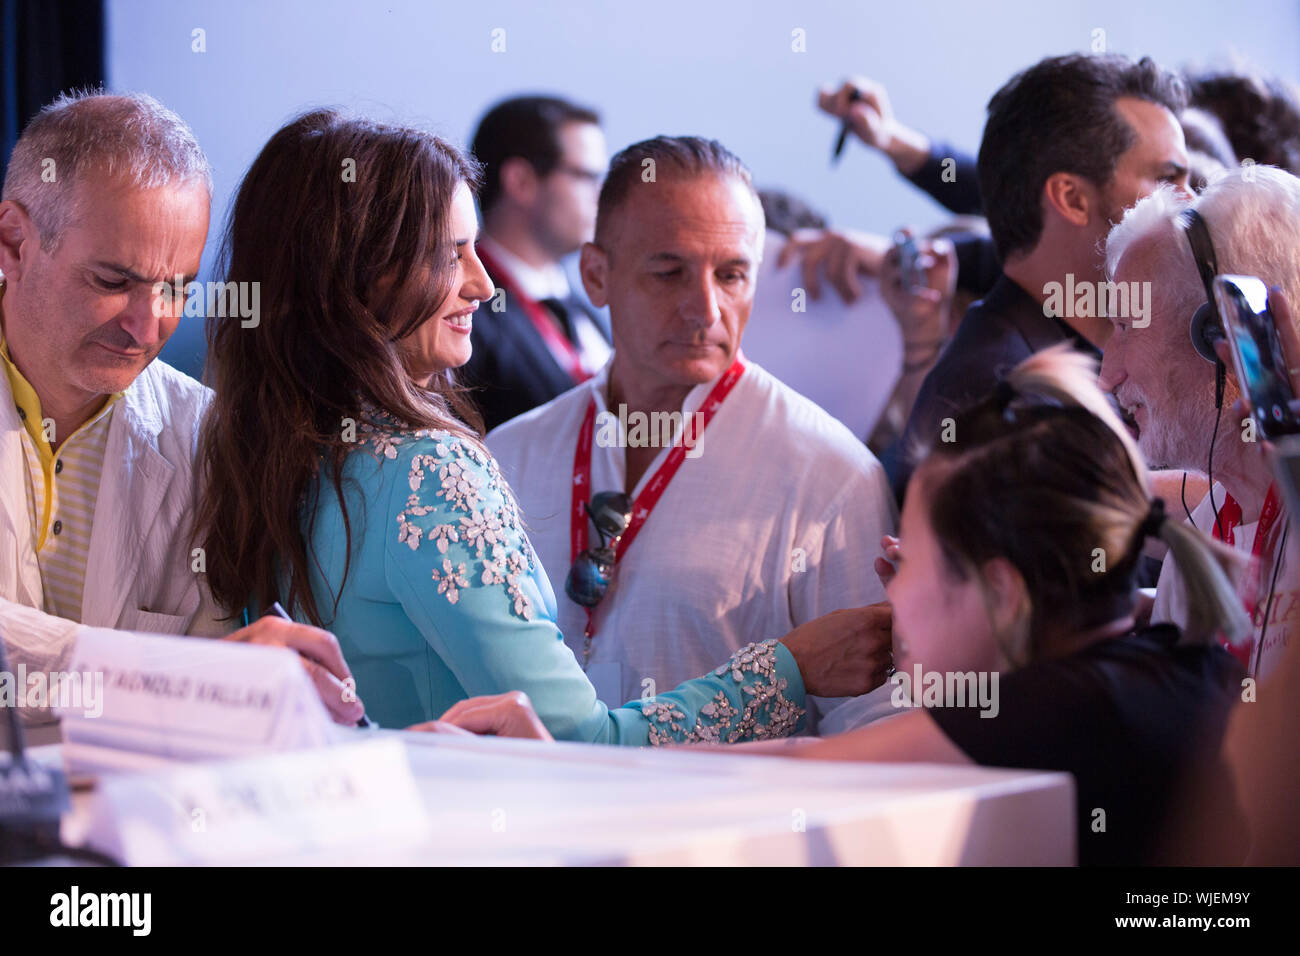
[0,330,122,622]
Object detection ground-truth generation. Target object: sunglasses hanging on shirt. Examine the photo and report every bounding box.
[565,491,633,608]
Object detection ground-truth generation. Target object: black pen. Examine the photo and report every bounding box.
[266,601,372,728]
[832,87,865,164]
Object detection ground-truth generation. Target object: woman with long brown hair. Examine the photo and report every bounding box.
[195,109,887,740]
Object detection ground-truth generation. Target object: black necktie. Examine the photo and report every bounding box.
[539,296,577,343]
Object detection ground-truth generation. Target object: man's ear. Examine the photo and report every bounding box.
[1042,171,1093,229]
[0,200,39,280]
[579,241,609,309]
[498,157,540,209]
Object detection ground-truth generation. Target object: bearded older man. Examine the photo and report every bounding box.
[487,136,897,733]
[0,91,363,731]
[1100,164,1300,679]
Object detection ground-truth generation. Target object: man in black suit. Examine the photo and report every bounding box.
[889,54,1192,501]
[463,96,612,431]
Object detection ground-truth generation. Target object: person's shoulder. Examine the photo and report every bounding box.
[1059,625,1242,699]
[487,378,595,452]
[1131,624,1242,678]
[376,418,540,617]
[133,356,210,399]
[918,291,1039,413]
[744,363,876,458]
[1079,629,1244,769]
[357,417,519,524]
[355,417,495,482]
[126,358,213,441]
[946,292,1036,366]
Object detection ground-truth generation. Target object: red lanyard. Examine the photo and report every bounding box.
[1214,484,1285,669]
[1242,484,1285,620]
[476,244,590,384]
[1210,492,1244,544]
[570,359,746,639]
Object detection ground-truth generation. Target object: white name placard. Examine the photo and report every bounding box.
[85,738,431,865]
[58,628,336,768]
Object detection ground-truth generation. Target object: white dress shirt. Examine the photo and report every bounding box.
[477,236,611,376]
[488,358,899,732]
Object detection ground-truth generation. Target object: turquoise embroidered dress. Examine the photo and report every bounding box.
[298,410,807,744]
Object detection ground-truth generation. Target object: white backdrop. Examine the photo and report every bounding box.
[104,0,1300,379]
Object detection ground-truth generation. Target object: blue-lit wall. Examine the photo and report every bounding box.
[105,0,1300,381]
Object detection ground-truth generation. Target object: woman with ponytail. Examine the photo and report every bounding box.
[455,343,1250,864]
[790,343,1249,863]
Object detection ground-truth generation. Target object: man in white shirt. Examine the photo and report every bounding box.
[462,96,612,431]
[0,91,362,731]
[488,136,898,731]
[1100,165,1300,679]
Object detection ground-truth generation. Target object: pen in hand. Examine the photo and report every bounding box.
[832,87,864,164]
[266,601,372,728]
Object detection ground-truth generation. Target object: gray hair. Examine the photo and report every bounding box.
[1,89,213,248]
[1102,167,1300,645]
[1103,181,1189,280]
[1106,165,1300,311]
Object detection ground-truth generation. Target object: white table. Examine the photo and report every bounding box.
[32,730,1076,865]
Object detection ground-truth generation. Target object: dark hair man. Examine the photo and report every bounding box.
[463,95,611,431]
[890,53,1190,500]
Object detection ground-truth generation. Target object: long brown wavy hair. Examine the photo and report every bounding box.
[195,108,485,625]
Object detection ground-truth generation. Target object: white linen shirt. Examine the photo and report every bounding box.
[488,358,898,730]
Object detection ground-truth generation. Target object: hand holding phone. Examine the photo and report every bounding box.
[1212,275,1300,439]
[1214,278,1300,527]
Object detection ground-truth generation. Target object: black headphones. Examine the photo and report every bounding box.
[1181,208,1227,406]
[1183,208,1224,362]
[1180,207,1230,541]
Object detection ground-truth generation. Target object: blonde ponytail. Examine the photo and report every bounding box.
[1004,343,1250,648]
[925,342,1251,656]
[1154,519,1252,647]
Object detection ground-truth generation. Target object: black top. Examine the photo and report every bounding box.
[903,140,982,216]
[950,232,1000,298]
[901,142,999,297]
[885,273,1099,501]
[928,624,1244,866]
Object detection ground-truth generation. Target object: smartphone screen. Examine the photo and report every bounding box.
[1212,275,1300,439]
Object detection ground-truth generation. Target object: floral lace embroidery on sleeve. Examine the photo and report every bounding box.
[362,413,537,621]
[640,640,804,746]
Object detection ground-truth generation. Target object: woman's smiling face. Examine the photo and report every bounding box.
[399,181,494,385]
